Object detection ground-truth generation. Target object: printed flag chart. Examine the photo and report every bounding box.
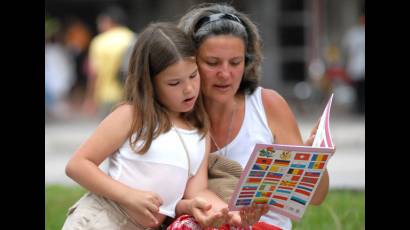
[228,94,336,221]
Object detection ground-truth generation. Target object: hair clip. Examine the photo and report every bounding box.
[194,13,243,32]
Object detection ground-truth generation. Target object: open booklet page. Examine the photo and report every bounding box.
[228,94,335,221]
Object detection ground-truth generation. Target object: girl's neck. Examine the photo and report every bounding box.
[169,112,193,130]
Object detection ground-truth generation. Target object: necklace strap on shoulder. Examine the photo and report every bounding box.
[173,127,192,177]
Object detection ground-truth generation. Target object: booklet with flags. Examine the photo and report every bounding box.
[228,94,336,221]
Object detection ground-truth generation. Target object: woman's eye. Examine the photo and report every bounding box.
[230,60,242,66]
[207,62,217,66]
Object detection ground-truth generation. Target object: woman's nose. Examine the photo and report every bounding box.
[217,63,230,78]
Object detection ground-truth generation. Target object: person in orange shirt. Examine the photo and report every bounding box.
[83,5,135,117]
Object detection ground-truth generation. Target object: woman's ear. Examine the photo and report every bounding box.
[245,53,253,65]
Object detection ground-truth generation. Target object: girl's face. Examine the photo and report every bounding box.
[196,35,245,103]
[154,58,200,116]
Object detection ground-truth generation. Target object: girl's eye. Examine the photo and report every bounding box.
[168,82,179,86]
[206,62,218,66]
[190,72,198,79]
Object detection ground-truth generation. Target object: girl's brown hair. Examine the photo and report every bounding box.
[178,3,262,95]
[121,22,208,154]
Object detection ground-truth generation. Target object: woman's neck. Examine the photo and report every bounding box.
[204,94,243,127]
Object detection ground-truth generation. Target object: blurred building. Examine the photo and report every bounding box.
[45,0,364,106]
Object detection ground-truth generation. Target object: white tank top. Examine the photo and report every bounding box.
[212,87,292,230]
[108,126,206,218]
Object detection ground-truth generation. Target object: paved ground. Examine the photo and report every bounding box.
[45,108,365,190]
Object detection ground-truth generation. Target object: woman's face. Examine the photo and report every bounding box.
[196,35,245,103]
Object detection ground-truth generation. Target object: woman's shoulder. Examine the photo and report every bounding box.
[260,88,302,145]
[260,87,297,131]
[260,87,290,111]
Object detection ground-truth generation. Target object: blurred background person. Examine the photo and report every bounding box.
[82,5,136,117]
[45,16,76,120]
[342,6,365,115]
[64,17,93,113]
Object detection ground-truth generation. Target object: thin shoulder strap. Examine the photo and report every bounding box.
[174,127,192,177]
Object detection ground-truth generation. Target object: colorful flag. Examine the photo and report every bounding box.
[304,171,321,177]
[308,162,325,169]
[296,185,313,192]
[299,182,315,188]
[236,199,252,206]
[269,199,285,208]
[273,195,289,201]
[263,177,280,182]
[280,180,297,187]
[295,188,311,196]
[291,196,307,206]
[239,191,255,196]
[269,165,279,172]
[243,185,258,191]
[288,168,304,175]
[254,197,269,204]
[290,163,306,169]
[269,165,288,173]
[274,159,290,166]
[252,163,269,170]
[311,154,329,162]
[294,153,311,161]
[247,177,262,184]
[278,186,293,191]
[276,189,292,194]
[249,170,266,177]
[256,191,272,197]
[301,176,318,184]
[256,157,273,165]
[266,172,283,179]
[271,201,284,208]
[259,183,276,191]
[239,194,254,198]
[291,175,301,181]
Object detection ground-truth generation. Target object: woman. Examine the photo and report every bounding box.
[175,3,330,230]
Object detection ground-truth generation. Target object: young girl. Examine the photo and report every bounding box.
[62,22,231,230]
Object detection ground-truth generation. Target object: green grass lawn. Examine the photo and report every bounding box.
[45,185,364,230]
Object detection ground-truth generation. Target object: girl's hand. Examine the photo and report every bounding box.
[189,197,230,228]
[121,189,164,227]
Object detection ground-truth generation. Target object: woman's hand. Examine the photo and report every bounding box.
[121,189,164,227]
[227,203,269,227]
[304,119,319,146]
[239,203,270,227]
[189,197,231,228]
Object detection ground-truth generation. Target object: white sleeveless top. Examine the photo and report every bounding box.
[212,87,292,230]
[108,126,206,218]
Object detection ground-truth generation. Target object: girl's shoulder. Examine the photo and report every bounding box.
[102,103,134,130]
